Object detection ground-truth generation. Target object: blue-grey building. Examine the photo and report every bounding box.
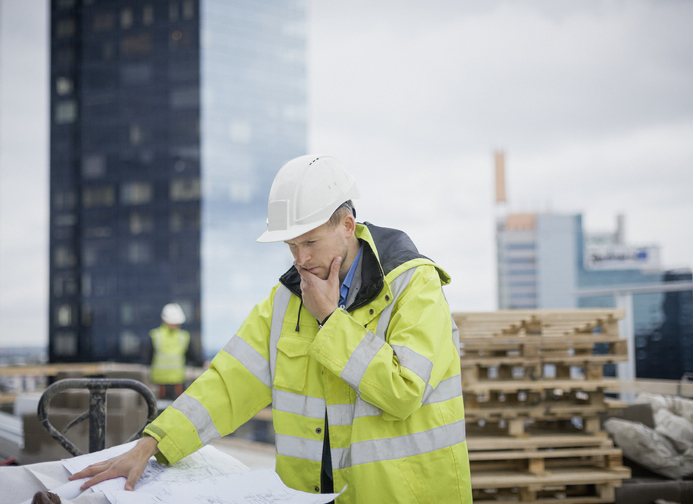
[49,0,306,362]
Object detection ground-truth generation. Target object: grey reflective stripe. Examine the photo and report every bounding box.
[348,419,466,466]
[269,286,292,385]
[171,393,221,445]
[340,331,384,390]
[375,267,416,340]
[327,403,354,426]
[422,375,463,406]
[273,389,325,419]
[275,433,323,462]
[391,344,433,385]
[442,290,461,357]
[354,396,382,419]
[223,335,271,389]
[332,445,352,471]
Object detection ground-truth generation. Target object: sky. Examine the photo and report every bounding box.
[0,0,692,348]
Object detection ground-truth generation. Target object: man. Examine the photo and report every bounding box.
[71,155,472,503]
[145,303,191,400]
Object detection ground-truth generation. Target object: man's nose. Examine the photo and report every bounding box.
[295,246,309,266]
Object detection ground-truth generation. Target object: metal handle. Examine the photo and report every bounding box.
[37,378,158,456]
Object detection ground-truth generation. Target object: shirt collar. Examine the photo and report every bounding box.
[339,245,362,307]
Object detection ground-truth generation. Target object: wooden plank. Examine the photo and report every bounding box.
[463,378,620,394]
[471,466,630,489]
[467,434,615,452]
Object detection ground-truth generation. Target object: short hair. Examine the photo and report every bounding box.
[328,200,356,227]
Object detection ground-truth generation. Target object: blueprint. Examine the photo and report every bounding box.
[58,441,342,504]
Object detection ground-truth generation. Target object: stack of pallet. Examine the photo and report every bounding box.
[453,309,632,503]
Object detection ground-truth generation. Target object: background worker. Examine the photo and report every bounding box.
[144,303,192,400]
[71,155,473,503]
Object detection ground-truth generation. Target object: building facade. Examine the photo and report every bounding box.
[49,0,306,362]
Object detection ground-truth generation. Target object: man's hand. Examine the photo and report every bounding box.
[68,436,159,492]
[295,256,341,323]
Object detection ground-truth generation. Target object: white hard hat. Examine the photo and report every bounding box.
[257,155,360,243]
[161,303,186,325]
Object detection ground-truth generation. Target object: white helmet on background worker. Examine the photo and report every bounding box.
[161,303,186,325]
[257,154,360,243]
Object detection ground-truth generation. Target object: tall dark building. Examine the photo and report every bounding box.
[49,0,306,363]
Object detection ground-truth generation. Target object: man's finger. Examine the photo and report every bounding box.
[329,257,342,280]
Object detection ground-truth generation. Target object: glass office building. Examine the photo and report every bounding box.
[496,212,693,380]
[49,0,306,363]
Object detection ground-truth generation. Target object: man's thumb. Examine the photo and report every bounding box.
[332,257,342,274]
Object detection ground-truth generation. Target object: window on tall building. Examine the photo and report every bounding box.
[130,212,154,234]
[127,241,152,264]
[54,190,76,210]
[54,214,76,226]
[82,274,92,297]
[82,154,106,178]
[84,226,111,238]
[53,275,77,297]
[121,33,151,56]
[55,48,75,64]
[83,244,98,266]
[83,185,115,207]
[121,7,134,29]
[54,246,76,268]
[121,303,134,324]
[55,100,77,124]
[56,18,76,38]
[54,332,77,356]
[169,2,179,21]
[120,331,141,355]
[82,305,93,326]
[121,182,152,205]
[129,124,144,145]
[56,77,73,95]
[92,12,114,32]
[143,5,154,25]
[121,64,152,85]
[170,178,200,201]
[57,304,73,326]
[57,0,76,8]
[182,0,195,19]
[170,87,199,109]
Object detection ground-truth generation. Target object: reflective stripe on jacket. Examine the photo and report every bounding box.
[149,325,190,385]
[144,223,472,503]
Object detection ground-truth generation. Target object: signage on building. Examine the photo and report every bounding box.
[584,245,660,271]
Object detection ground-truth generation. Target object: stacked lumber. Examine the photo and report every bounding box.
[454,309,631,503]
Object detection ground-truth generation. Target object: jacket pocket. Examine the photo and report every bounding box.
[274,336,312,392]
[398,458,433,503]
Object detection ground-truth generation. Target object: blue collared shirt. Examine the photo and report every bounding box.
[339,245,362,309]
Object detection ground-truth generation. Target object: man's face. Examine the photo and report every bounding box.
[285,219,349,281]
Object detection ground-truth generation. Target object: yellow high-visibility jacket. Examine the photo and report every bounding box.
[149,325,190,385]
[144,223,472,503]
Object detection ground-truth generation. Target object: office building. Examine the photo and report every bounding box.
[49,0,306,362]
[494,152,693,380]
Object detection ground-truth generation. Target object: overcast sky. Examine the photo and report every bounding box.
[1,0,692,348]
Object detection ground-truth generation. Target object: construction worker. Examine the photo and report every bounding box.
[71,155,473,503]
[145,303,190,400]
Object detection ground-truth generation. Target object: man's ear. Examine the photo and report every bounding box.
[343,214,356,238]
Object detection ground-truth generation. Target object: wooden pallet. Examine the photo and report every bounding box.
[469,444,624,475]
[462,360,623,386]
[471,467,630,503]
[453,309,625,339]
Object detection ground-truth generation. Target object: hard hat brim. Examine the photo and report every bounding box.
[256,217,330,243]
